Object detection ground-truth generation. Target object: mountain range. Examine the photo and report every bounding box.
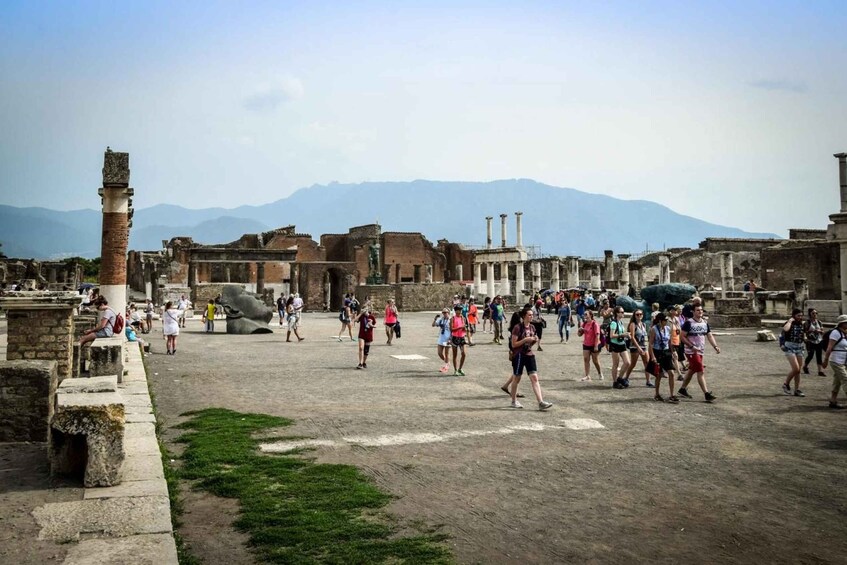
[0,179,780,260]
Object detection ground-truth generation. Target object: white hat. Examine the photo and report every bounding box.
[836,314,847,325]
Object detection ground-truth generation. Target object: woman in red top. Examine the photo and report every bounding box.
[354,308,377,369]
[450,304,468,376]
[578,310,604,381]
[466,297,478,346]
[384,299,398,345]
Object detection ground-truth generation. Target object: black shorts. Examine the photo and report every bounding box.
[385,322,396,328]
[610,342,628,353]
[511,352,538,376]
[676,343,685,361]
[653,349,674,371]
[531,321,544,339]
[451,336,466,347]
[583,344,599,352]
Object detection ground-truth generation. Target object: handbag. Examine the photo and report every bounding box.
[394,320,401,338]
[645,359,661,376]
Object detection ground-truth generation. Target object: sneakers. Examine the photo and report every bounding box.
[579,376,591,382]
[612,380,623,389]
[645,381,654,388]
[439,365,449,373]
[653,394,664,402]
[829,402,844,409]
[782,383,792,395]
[704,391,717,402]
[668,396,680,403]
[793,389,805,397]
[510,400,524,409]
[802,366,809,374]
[678,388,692,399]
[362,363,367,369]
[356,364,363,370]
[453,370,459,376]
[621,378,630,388]
[457,369,466,376]
[538,400,553,410]
[677,375,683,381]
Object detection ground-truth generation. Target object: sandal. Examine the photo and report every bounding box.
[501,386,525,398]
[653,395,664,402]
[579,376,592,382]
[668,396,680,403]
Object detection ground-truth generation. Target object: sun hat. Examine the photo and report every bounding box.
[836,314,847,325]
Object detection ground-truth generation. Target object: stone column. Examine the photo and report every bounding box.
[515,261,525,295]
[97,148,133,319]
[720,252,734,297]
[455,264,463,281]
[413,265,421,283]
[551,260,560,290]
[290,264,299,294]
[603,250,615,286]
[187,261,197,290]
[515,212,523,248]
[48,268,57,284]
[836,153,847,212]
[532,261,542,290]
[793,278,809,311]
[500,262,511,295]
[590,266,601,289]
[256,262,265,293]
[486,217,493,249]
[500,214,508,247]
[659,253,671,284]
[567,257,580,288]
[425,264,433,284]
[473,263,482,294]
[225,265,232,283]
[617,254,630,292]
[630,266,641,292]
[486,262,495,297]
[0,291,80,382]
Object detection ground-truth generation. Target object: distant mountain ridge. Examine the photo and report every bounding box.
[0,179,780,259]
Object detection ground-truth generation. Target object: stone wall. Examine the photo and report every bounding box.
[698,238,783,253]
[760,241,838,299]
[670,249,760,289]
[0,360,57,442]
[789,229,827,240]
[6,309,74,381]
[356,283,466,311]
[192,283,245,308]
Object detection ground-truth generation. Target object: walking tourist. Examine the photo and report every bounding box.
[482,296,492,333]
[649,313,678,402]
[292,293,304,324]
[177,294,190,328]
[557,298,571,343]
[432,308,452,373]
[450,304,468,376]
[501,311,526,397]
[162,300,180,355]
[467,297,478,346]
[491,295,505,344]
[276,295,286,327]
[531,299,546,351]
[204,299,215,333]
[337,293,354,341]
[354,307,376,369]
[508,307,553,410]
[678,304,719,402]
[579,310,604,381]
[821,314,847,409]
[609,307,631,389]
[625,309,651,386]
[285,296,304,342]
[144,298,154,334]
[668,305,687,375]
[802,308,826,376]
[384,298,398,345]
[781,308,806,397]
[574,294,586,327]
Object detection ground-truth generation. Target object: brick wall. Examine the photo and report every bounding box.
[0,361,57,442]
[356,283,466,311]
[6,309,74,381]
[761,242,839,299]
[193,283,246,306]
[100,212,128,285]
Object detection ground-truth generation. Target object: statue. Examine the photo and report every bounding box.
[639,283,697,310]
[221,285,273,334]
[366,243,384,285]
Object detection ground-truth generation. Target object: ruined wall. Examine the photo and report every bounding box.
[670,249,760,289]
[761,241,839,299]
[382,232,446,283]
[5,309,74,381]
[698,238,783,253]
[437,241,473,282]
[397,283,467,311]
[355,285,396,311]
[193,283,246,307]
[0,361,58,442]
[789,229,827,240]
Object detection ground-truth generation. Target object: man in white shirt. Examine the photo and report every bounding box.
[822,314,847,409]
[292,293,304,323]
[177,294,190,328]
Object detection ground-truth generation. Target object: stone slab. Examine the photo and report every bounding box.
[32,496,172,541]
[122,394,153,409]
[84,478,168,499]
[121,371,147,383]
[125,404,153,415]
[56,391,124,410]
[120,453,165,482]
[62,533,177,565]
[126,412,156,423]
[58,375,118,394]
[124,422,156,439]
[118,381,150,395]
[124,435,161,457]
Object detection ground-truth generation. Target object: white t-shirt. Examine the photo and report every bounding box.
[829,329,847,365]
[163,308,181,336]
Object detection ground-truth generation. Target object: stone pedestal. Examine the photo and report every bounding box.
[89,337,124,380]
[0,361,58,442]
[0,292,80,382]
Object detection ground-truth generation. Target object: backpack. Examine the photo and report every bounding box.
[111,310,125,335]
[508,324,527,361]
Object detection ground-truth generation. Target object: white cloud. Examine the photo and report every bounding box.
[242,77,304,112]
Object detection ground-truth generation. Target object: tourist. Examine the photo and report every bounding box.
[128,304,143,333]
[214,293,223,319]
[627,283,636,299]
[681,296,702,320]
[79,297,118,347]
[531,298,547,351]
[285,296,304,342]
[491,295,506,344]
[204,299,215,333]
[465,297,478,346]
[177,294,190,328]
[482,296,492,333]
[449,304,469,376]
[781,308,806,397]
[574,294,586,327]
[609,307,631,388]
[599,300,614,351]
[625,309,651,386]
[276,295,286,327]
[579,310,604,381]
[162,300,180,355]
[354,307,376,369]
[650,302,660,324]
[508,307,553,410]
[384,298,399,345]
[292,293,304,324]
[501,311,526,397]
[432,308,452,373]
[649,312,678,402]
[144,298,154,334]
[678,304,719,402]
[668,305,687,375]
[337,293,354,341]
[557,298,571,343]
[802,308,826,376]
[821,314,847,409]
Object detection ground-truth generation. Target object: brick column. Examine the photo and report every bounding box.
[98,148,133,318]
[256,262,265,293]
[0,292,80,382]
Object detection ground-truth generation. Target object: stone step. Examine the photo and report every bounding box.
[58,375,118,394]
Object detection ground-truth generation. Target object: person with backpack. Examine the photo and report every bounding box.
[802,308,826,376]
[608,307,631,388]
[821,314,847,409]
[508,307,553,410]
[337,293,354,341]
[79,296,120,347]
[648,313,679,402]
[501,311,527,397]
[625,309,651,387]
[579,310,604,381]
[780,308,807,397]
[449,304,469,376]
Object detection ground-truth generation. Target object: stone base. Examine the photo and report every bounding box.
[707,313,762,328]
[0,360,58,442]
[89,337,124,380]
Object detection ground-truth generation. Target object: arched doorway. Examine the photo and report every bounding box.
[327,268,347,311]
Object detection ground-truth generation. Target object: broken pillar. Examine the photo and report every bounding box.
[618,254,630,292]
[720,252,734,297]
[98,148,133,319]
[590,266,601,289]
[659,253,671,284]
[603,250,615,287]
[515,212,523,248]
[532,261,542,290]
[473,263,481,294]
[830,153,847,315]
[793,278,809,311]
[256,262,265,293]
[486,217,493,249]
[455,264,463,281]
[567,257,580,288]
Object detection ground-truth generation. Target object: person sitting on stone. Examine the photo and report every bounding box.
[79,296,117,346]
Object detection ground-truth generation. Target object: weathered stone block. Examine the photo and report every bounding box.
[57,375,118,394]
[757,330,776,342]
[0,361,57,442]
[89,337,124,380]
[51,391,125,487]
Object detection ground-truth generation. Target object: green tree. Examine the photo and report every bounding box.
[64,257,101,281]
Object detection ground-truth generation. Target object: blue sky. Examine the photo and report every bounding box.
[0,0,844,235]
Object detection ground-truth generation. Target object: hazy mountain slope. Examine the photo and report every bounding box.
[130,216,271,250]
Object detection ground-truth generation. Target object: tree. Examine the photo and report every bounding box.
[64,257,101,281]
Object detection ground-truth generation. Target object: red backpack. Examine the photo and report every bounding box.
[110,309,125,335]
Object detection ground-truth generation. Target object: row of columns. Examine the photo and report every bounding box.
[485,212,524,249]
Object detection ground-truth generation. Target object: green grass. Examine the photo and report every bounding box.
[174,408,452,564]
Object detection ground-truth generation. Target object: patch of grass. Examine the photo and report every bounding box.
[175,408,452,564]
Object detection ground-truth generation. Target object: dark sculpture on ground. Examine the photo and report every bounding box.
[222,286,273,334]
[617,283,697,313]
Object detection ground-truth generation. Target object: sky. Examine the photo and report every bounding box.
[0,0,845,235]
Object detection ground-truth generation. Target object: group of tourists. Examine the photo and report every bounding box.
[275,293,305,342]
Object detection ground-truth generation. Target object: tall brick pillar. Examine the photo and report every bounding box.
[0,291,80,382]
[98,148,133,319]
[256,263,265,293]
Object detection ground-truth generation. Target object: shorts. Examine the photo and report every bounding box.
[385,322,397,328]
[95,328,111,338]
[531,321,544,339]
[583,344,599,352]
[686,352,705,373]
[287,315,299,330]
[676,343,685,361]
[451,336,466,347]
[610,342,628,353]
[438,338,450,347]
[511,352,538,376]
[831,363,847,395]
[652,349,674,371]
[783,342,805,357]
